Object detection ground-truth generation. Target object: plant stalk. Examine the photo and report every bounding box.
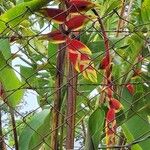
[66,64,77,149]
[10,108,19,150]
[50,43,66,149]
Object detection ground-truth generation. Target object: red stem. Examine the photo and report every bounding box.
[92,9,110,58]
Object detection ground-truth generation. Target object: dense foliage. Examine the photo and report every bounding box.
[0,0,149,150]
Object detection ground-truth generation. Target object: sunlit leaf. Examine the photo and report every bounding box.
[0,39,11,61]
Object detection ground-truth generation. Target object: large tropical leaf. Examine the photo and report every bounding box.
[0,52,24,107]
[123,114,150,150]
[85,107,105,150]
[19,109,50,150]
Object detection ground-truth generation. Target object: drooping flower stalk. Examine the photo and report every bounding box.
[92,8,123,149]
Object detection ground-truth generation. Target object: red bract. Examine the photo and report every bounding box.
[99,55,110,69]
[67,38,92,55]
[126,83,135,95]
[39,30,67,44]
[105,108,116,146]
[39,8,67,24]
[106,108,115,123]
[65,15,92,31]
[68,0,96,13]
[109,98,123,111]
[69,52,79,65]
[66,39,97,82]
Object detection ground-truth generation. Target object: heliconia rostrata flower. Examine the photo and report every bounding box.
[39,0,97,83]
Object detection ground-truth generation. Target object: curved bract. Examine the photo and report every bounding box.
[65,15,93,31]
[39,30,67,44]
[39,8,68,24]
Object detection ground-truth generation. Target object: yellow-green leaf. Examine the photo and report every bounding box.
[0,0,52,34]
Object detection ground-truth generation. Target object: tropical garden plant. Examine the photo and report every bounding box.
[0,0,149,150]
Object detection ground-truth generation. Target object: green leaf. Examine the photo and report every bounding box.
[123,114,150,150]
[0,0,52,34]
[85,107,105,150]
[103,0,120,16]
[141,0,150,23]
[0,39,11,61]
[20,65,37,87]
[121,87,133,112]
[19,109,50,150]
[0,52,24,107]
[122,124,142,150]
[87,38,122,54]
[121,34,144,84]
[48,42,58,65]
